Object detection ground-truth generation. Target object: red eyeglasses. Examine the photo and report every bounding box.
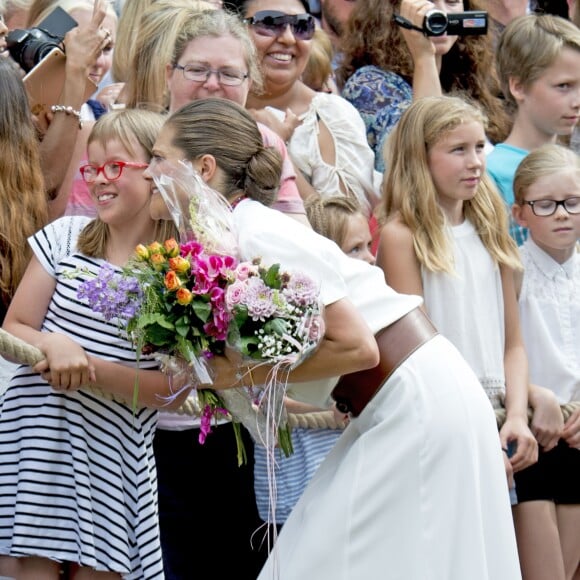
[80,161,149,184]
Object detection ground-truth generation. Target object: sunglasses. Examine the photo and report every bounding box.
[245,11,316,41]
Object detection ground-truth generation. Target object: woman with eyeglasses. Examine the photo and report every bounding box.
[139,8,309,580]
[225,0,382,218]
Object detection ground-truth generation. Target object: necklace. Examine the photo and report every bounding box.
[229,193,247,209]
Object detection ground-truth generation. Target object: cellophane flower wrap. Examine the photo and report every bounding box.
[147,160,323,457]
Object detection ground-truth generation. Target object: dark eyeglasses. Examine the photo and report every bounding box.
[80,161,149,183]
[523,197,580,217]
[244,11,316,41]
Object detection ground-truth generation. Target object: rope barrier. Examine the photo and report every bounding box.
[0,328,577,430]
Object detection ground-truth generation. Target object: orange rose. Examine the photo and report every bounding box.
[164,238,180,258]
[150,252,166,271]
[164,270,182,291]
[169,256,190,274]
[176,287,193,305]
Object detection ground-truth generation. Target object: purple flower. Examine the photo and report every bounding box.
[198,403,228,444]
[244,277,277,321]
[77,264,142,322]
[282,272,318,306]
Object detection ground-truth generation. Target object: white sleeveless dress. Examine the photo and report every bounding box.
[421,219,507,408]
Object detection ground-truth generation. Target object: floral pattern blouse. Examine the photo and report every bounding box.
[341,65,413,172]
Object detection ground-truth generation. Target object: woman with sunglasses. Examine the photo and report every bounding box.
[226,0,382,218]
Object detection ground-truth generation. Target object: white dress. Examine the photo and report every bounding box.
[267,93,383,215]
[233,200,521,580]
[421,219,507,408]
[0,217,164,579]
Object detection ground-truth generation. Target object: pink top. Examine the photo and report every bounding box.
[257,122,305,215]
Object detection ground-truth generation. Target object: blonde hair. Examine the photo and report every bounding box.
[304,194,364,247]
[122,0,216,109]
[170,8,263,94]
[77,109,178,258]
[513,143,580,205]
[111,0,155,82]
[380,95,520,273]
[302,27,333,92]
[496,13,580,110]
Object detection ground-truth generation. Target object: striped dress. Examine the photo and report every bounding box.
[0,216,164,579]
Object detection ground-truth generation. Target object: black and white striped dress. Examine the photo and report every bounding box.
[0,217,164,579]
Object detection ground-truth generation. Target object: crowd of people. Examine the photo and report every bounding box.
[0,0,578,579]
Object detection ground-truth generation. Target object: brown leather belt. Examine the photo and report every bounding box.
[332,307,438,417]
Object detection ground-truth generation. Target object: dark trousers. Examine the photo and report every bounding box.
[154,424,270,580]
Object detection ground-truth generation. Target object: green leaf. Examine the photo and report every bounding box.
[192,300,212,323]
[263,263,281,288]
[264,318,288,336]
[136,312,175,331]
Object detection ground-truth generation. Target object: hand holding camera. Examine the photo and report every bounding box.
[393,0,487,38]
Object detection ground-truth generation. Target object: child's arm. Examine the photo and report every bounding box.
[376,218,424,298]
[4,255,192,409]
[3,255,95,390]
[528,383,563,452]
[562,408,580,449]
[500,264,538,472]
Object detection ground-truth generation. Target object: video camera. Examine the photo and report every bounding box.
[393,10,488,37]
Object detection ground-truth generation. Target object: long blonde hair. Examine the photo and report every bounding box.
[380,95,520,273]
[0,58,48,305]
[77,109,178,258]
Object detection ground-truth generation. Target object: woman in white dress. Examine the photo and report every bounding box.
[145,97,522,579]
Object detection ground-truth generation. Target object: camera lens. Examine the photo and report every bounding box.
[423,9,448,36]
[6,28,61,72]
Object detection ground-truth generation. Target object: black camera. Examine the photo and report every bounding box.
[423,10,487,36]
[6,6,78,72]
[393,9,487,37]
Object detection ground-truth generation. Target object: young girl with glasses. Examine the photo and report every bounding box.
[376,95,539,503]
[0,109,186,580]
[510,143,580,580]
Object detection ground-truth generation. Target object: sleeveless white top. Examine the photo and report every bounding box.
[421,219,506,407]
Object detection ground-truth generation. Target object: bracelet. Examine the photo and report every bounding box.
[50,104,83,129]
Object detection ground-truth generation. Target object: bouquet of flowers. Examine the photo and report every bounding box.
[77,162,323,465]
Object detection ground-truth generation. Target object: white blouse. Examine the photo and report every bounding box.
[518,239,580,404]
[267,93,383,215]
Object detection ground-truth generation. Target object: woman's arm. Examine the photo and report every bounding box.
[40,0,108,204]
[399,0,442,100]
[499,264,538,471]
[207,296,379,389]
[86,357,193,410]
